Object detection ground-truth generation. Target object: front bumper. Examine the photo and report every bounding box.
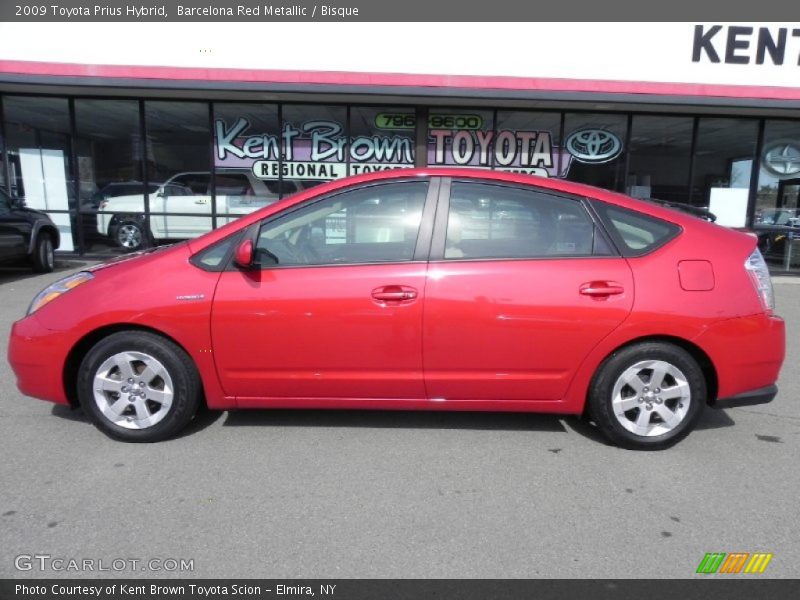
[7,315,71,405]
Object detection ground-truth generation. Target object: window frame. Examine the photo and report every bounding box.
[218,177,439,271]
[189,229,245,272]
[589,199,683,258]
[429,178,618,262]
[0,187,11,212]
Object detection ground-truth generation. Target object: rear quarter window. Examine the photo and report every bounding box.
[593,202,681,256]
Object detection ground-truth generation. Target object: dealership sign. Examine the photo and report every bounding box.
[215,118,414,180]
[215,117,623,181]
[761,141,800,177]
[565,129,623,164]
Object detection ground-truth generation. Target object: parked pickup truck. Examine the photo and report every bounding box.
[97,170,295,251]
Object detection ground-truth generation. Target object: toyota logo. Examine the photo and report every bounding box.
[762,141,800,177]
[565,129,623,164]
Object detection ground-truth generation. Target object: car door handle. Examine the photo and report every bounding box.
[372,286,418,302]
[579,281,624,297]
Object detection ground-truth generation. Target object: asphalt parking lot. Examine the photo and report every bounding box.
[0,260,798,579]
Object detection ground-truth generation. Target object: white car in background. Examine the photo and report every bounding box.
[97,171,292,250]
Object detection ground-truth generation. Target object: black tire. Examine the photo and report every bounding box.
[31,232,55,273]
[77,331,202,442]
[757,235,773,258]
[588,342,706,450]
[114,219,146,251]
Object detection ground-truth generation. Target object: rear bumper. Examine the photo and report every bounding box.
[715,384,778,408]
[7,315,71,405]
[693,312,785,404]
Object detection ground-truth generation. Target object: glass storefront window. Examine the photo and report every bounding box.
[350,107,415,175]
[690,118,758,227]
[143,101,211,247]
[427,109,495,170]
[493,111,562,177]
[0,114,5,193]
[75,99,143,254]
[3,96,76,251]
[1,92,799,265]
[754,120,800,271]
[627,115,693,203]
[213,103,283,225]
[563,113,627,190]
[281,105,348,192]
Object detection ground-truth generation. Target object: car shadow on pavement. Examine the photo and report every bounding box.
[49,404,225,438]
[565,406,735,442]
[222,409,569,433]
[50,404,735,443]
[0,260,93,284]
[695,408,736,430]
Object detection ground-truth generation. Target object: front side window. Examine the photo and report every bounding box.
[191,233,243,271]
[255,181,428,267]
[444,182,608,260]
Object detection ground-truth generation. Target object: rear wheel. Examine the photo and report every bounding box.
[588,342,706,450]
[77,331,201,442]
[31,233,55,273]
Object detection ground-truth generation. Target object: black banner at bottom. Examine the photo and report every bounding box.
[1,580,799,600]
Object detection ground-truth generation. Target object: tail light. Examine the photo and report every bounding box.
[744,248,775,312]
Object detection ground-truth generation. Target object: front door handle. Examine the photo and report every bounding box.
[579,281,625,297]
[372,285,418,302]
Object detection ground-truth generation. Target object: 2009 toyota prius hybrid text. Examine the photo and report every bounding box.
[7,169,786,449]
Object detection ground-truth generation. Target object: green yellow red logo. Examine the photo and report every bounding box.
[696,552,773,574]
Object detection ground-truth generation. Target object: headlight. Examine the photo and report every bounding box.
[27,272,94,315]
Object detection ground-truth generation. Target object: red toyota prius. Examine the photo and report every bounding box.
[7,169,785,449]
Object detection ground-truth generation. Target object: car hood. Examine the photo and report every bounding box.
[84,242,186,273]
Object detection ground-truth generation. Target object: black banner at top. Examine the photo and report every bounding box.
[0,0,796,22]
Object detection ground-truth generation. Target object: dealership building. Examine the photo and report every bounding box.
[0,22,799,271]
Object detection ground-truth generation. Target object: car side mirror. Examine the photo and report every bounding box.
[233,239,255,269]
[12,196,26,208]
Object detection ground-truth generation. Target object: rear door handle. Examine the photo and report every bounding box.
[372,286,418,302]
[579,281,624,297]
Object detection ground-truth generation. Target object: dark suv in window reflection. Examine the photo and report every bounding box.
[0,188,60,272]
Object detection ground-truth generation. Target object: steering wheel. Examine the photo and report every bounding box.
[294,225,322,263]
[267,238,304,265]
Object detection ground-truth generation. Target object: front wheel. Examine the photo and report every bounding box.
[77,331,202,442]
[588,342,706,450]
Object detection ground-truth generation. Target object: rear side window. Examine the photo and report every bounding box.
[593,202,681,256]
[443,181,613,260]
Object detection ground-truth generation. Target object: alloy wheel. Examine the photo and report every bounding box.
[92,351,174,430]
[117,224,142,249]
[610,359,692,437]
